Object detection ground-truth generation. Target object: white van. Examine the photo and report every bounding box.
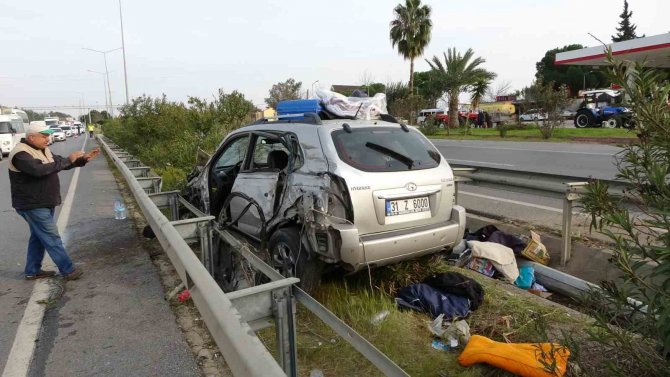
[417,108,444,125]
[0,115,26,156]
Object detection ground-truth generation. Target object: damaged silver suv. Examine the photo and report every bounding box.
[184,113,466,290]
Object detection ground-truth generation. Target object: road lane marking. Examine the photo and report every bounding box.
[2,137,88,377]
[459,190,563,213]
[448,159,514,167]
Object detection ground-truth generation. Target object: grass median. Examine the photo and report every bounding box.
[258,255,595,376]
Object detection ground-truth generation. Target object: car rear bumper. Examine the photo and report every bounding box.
[335,205,466,271]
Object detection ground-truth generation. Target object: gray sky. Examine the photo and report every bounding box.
[0,0,667,117]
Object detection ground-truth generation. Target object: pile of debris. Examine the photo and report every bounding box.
[388,225,570,376]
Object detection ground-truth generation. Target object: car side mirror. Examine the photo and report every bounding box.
[196,148,211,167]
[10,127,16,135]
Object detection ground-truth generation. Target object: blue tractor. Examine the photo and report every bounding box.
[573,89,634,129]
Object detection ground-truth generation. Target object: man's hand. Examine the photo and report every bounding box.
[68,151,85,163]
[84,148,100,161]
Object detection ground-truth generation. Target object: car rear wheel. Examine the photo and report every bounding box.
[574,112,593,128]
[268,227,323,293]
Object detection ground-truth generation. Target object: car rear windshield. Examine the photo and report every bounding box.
[0,122,12,134]
[331,127,441,172]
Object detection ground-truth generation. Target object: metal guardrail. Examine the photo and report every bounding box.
[97,136,409,377]
[451,165,631,266]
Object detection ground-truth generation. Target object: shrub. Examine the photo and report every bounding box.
[103,90,255,190]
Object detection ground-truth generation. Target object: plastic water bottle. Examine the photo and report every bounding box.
[431,339,450,351]
[114,199,127,220]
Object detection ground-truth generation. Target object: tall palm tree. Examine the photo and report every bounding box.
[470,77,492,111]
[390,0,432,94]
[426,48,496,128]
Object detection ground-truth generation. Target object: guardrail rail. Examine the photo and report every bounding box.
[97,135,409,377]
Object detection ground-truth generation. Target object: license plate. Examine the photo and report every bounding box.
[385,197,430,216]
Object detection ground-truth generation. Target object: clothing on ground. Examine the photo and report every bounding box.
[395,283,471,320]
[423,271,485,311]
[488,230,526,255]
[467,240,520,282]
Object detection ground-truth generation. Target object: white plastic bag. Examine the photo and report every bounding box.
[314,87,388,120]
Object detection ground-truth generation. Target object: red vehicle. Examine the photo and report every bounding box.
[434,111,477,127]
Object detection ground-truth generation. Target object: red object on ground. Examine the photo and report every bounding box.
[178,289,191,302]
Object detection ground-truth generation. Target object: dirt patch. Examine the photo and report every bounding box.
[104,149,231,377]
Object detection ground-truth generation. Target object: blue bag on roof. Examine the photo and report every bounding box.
[276,99,323,117]
[395,283,471,320]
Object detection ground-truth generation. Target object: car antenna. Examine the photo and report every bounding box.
[353,103,364,119]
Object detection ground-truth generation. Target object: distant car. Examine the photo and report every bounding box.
[519,109,547,121]
[50,127,66,141]
[60,125,73,137]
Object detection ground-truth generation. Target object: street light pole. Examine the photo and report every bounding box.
[83,47,122,117]
[88,70,110,114]
[119,0,130,104]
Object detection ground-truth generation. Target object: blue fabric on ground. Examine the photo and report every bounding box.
[514,265,535,289]
[395,283,471,320]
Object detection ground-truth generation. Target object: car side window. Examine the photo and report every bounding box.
[214,136,249,169]
[250,135,290,171]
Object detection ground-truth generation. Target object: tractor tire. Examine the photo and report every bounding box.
[574,111,594,128]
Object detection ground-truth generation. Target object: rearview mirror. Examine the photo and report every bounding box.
[196,148,211,167]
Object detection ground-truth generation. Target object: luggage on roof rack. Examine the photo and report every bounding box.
[276,99,323,117]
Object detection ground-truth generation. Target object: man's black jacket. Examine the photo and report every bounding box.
[9,140,87,210]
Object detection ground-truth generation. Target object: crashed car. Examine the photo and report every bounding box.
[184,104,466,291]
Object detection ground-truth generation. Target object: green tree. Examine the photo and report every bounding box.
[612,0,644,42]
[22,109,44,121]
[366,83,386,96]
[265,78,302,109]
[521,80,570,139]
[575,53,670,377]
[413,70,444,105]
[470,77,492,110]
[426,48,496,128]
[389,0,432,94]
[536,45,609,95]
[385,81,411,116]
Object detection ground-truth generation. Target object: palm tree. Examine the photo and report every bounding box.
[390,0,432,94]
[470,77,492,111]
[426,48,496,128]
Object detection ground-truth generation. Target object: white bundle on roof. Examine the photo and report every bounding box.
[314,87,388,120]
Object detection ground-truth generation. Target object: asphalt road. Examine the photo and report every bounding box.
[432,139,622,180]
[431,139,623,233]
[1,136,199,376]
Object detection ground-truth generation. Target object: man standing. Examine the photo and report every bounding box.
[87,123,95,138]
[8,123,100,280]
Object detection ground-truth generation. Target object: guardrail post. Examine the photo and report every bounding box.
[561,182,588,266]
[198,221,214,273]
[274,287,298,377]
[170,193,179,221]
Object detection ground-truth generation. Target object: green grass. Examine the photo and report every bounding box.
[257,255,590,376]
[429,125,636,143]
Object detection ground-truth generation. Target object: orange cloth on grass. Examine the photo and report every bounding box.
[458,335,570,377]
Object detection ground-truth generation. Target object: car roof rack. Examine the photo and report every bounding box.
[251,112,322,126]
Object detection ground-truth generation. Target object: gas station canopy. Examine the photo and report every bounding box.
[555,33,670,68]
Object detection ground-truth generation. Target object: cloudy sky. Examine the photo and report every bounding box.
[0,0,667,117]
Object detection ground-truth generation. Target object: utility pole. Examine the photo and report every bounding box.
[119,0,130,104]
